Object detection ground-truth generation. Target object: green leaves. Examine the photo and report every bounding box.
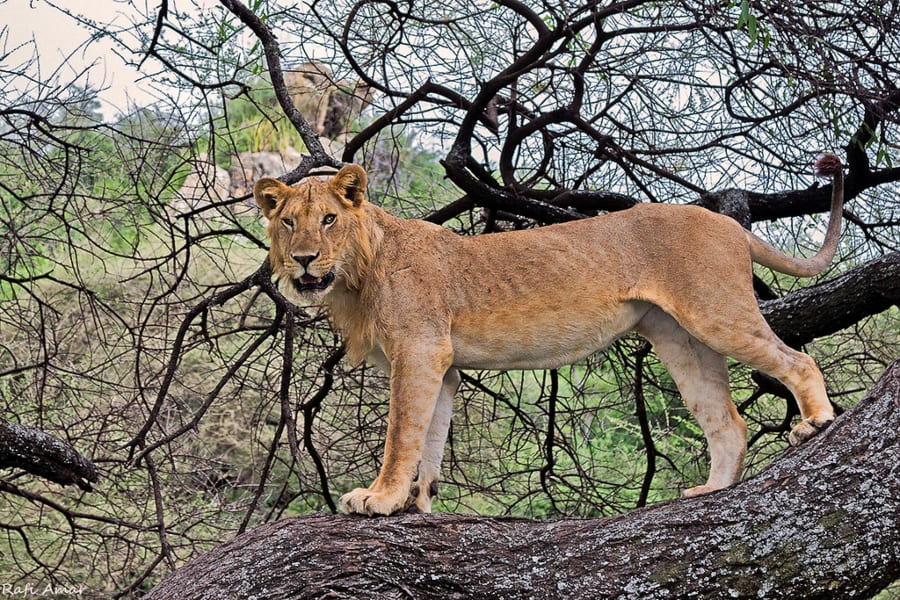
[735,0,770,49]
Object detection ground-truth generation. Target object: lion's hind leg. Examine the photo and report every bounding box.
[671,302,835,448]
[725,334,834,447]
[636,307,748,497]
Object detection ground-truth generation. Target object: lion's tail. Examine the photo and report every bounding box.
[745,153,844,278]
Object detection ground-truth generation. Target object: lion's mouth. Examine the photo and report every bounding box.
[291,269,336,293]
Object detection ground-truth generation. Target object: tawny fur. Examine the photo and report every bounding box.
[255,156,843,516]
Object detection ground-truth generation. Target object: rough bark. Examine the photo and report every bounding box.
[0,419,99,491]
[147,361,900,600]
[761,251,900,348]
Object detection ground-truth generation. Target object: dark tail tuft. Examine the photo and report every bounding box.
[813,153,842,178]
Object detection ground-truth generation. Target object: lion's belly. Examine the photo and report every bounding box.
[450,300,650,370]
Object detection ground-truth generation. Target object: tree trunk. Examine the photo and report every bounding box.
[146,360,900,600]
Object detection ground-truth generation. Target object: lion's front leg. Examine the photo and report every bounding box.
[340,345,453,516]
[406,368,459,513]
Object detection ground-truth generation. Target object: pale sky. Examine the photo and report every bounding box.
[0,0,192,120]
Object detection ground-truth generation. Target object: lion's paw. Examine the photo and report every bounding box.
[788,416,834,446]
[339,487,407,516]
[681,484,718,498]
[406,479,439,514]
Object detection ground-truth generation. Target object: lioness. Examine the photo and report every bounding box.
[254,154,843,516]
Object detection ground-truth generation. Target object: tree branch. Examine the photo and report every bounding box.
[0,420,99,492]
[139,0,168,68]
[761,251,900,348]
[218,0,336,167]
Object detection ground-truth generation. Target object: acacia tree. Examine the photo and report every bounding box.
[0,0,898,596]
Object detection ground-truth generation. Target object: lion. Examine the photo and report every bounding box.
[254,153,843,516]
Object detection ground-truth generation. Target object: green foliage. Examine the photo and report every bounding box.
[210,84,308,166]
[0,102,191,297]
[735,0,771,49]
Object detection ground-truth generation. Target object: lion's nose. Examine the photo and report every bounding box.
[292,253,318,268]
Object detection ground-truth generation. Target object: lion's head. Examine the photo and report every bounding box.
[254,164,372,302]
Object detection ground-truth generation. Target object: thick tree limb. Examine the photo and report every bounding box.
[0,419,99,491]
[147,361,900,600]
[761,251,900,348]
[747,164,900,223]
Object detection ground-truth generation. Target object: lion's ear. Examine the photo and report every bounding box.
[330,164,368,208]
[254,178,288,218]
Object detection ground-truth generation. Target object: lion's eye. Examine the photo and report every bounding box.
[322,214,336,226]
[281,218,293,228]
